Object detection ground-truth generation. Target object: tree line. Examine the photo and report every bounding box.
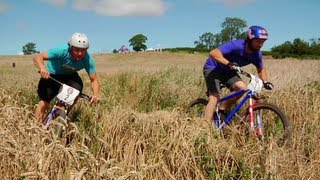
[269,38,320,59]
[22,17,320,59]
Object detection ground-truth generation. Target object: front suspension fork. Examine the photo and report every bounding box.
[249,98,263,137]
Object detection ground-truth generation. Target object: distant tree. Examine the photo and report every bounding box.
[194,44,207,52]
[195,17,247,49]
[112,49,118,53]
[212,34,223,48]
[129,34,148,52]
[271,41,293,58]
[270,38,320,59]
[22,42,39,55]
[194,32,215,50]
[292,38,309,55]
[271,41,293,53]
[310,38,320,56]
[310,37,320,44]
[219,17,247,43]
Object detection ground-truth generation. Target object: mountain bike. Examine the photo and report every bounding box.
[43,76,91,140]
[186,69,291,147]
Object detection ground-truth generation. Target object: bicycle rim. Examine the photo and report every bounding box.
[239,103,291,147]
[186,98,208,118]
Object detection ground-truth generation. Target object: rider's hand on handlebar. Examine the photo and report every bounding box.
[263,81,274,90]
[90,95,100,104]
[227,62,241,72]
[39,68,50,79]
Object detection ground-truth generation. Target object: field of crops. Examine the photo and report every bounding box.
[0,52,319,179]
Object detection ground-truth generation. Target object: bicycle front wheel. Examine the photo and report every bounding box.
[240,103,291,147]
[50,109,67,139]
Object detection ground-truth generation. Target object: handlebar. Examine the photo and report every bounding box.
[79,93,92,101]
[49,75,92,101]
[237,69,251,78]
[38,71,92,101]
[237,69,266,92]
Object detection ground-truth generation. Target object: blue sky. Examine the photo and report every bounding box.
[1,0,319,55]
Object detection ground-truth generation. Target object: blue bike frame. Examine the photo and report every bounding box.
[43,100,66,126]
[214,88,258,129]
[44,107,58,126]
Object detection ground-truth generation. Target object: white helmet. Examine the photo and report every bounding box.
[68,32,89,48]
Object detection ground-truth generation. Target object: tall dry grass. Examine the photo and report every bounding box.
[0,53,319,179]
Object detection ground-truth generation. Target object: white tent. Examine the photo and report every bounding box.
[146,48,154,52]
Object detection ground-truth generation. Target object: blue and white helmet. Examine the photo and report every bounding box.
[247,26,268,40]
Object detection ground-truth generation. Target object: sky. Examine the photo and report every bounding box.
[1,0,320,55]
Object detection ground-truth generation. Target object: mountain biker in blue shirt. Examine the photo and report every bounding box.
[33,32,100,123]
[203,26,274,123]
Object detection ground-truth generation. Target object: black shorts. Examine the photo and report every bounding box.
[203,68,242,93]
[37,73,83,103]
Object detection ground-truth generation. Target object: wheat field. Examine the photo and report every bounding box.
[0,52,319,179]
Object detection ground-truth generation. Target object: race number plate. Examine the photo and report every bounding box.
[56,84,80,105]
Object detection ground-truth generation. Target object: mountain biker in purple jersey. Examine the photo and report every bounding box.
[33,32,100,123]
[203,25,274,123]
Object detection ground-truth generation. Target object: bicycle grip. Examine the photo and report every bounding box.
[80,93,92,101]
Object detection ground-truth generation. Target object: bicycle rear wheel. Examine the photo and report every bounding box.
[186,98,208,118]
[239,103,291,147]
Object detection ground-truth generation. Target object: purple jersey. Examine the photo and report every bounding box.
[204,39,264,71]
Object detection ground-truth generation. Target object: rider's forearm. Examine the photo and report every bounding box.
[33,53,47,71]
[257,67,268,81]
[91,78,100,97]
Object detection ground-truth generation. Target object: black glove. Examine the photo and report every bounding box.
[263,81,274,90]
[227,62,241,72]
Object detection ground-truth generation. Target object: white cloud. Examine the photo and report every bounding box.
[73,0,95,11]
[208,0,254,6]
[73,0,169,16]
[39,0,169,16]
[0,3,10,12]
[39,0,67,7]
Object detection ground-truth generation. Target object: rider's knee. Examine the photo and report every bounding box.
[231,81,247,91]
[208,92,220,102]
[39,100,50,108]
